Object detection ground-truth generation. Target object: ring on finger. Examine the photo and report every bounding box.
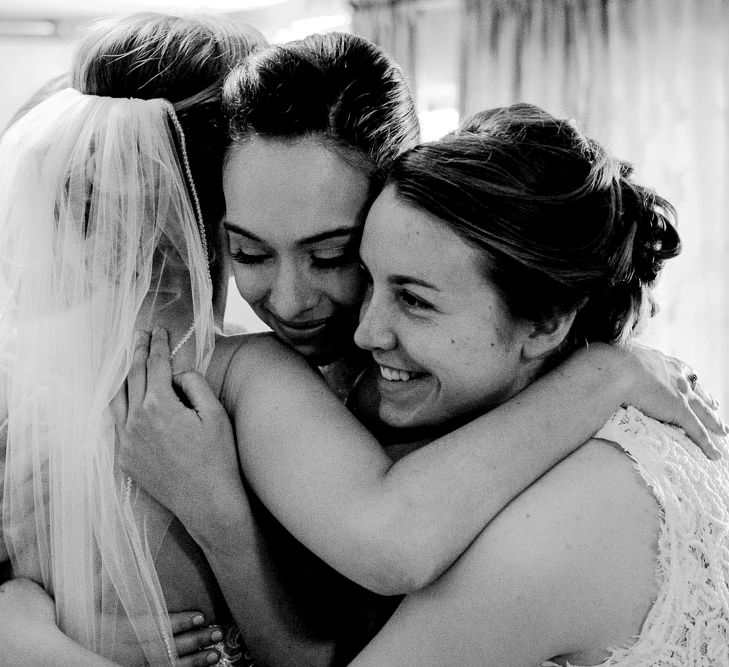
[688,372,699,390]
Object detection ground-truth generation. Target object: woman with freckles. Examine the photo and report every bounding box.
[2,24,723,666]
[115,106,728,663]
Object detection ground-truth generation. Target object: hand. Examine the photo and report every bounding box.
[589,343,727,458]
[170,611,224,667]
[111,328,241,525]
[0,577,56,628]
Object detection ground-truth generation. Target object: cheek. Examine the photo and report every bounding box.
[323,267,365,309]
[231,265,270,304]
[427,331,497,391]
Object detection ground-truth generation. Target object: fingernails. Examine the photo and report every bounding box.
[211,630,223,643]
[206,651,219,664]
[192,614,205,627]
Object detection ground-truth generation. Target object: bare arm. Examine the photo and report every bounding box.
[117,330,721,597]
[0,579,114,667]
[178,457,336,667]
[0,578,239,667]
[351,439,661,666]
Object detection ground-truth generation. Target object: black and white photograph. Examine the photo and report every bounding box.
[0,1,728,664]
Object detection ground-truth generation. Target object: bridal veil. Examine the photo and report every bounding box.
[0,87,215,664]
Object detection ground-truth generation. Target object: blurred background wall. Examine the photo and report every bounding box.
[2,0,727,408]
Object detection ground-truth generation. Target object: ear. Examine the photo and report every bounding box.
[521,311,577,361]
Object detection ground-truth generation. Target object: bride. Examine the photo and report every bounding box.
[0,12,264,665]
[0,15,723,667]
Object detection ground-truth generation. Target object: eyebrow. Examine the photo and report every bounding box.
[391,275,441,292]
[222,221,360,247]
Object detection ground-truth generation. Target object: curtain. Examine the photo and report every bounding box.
[356,0,729,410]
[461,0,729,411]
[351,0,421,81]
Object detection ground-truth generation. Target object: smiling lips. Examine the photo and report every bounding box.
[378,364,424,382]
[272,316,331,342]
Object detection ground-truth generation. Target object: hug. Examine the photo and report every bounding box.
[0,11,727,667]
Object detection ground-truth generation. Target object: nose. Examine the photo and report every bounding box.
[267,260,319,320]
[354,285,396,351]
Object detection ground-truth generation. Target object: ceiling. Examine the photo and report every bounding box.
[0,0,289,19]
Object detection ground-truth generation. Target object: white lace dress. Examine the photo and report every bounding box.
[545,406,729,666]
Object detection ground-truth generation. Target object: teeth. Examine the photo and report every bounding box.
[379,365,415,382]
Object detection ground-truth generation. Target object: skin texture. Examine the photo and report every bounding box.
[223,137,369,366]
[350,438,661,666]
[345,188,663,664]
[356,188,545,429]
[6,148,726,665]
[0,578,225,666]
[104,188,725,665]
[109,319,723,664]
[8,182,722,665]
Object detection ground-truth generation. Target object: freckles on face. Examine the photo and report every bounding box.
[222,137,371,365]
[355,187,531,430]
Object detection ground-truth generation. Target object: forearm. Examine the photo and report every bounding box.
[375,344,627,586]
[183,484,335,667]
[237,341,628,594]
[32,637,118,667]
[0,579,117,667]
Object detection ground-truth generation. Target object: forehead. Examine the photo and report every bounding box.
[223,136,371,244]
[362,187,484,286]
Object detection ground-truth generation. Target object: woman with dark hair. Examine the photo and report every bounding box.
[115,101,727,665]
[219,32,419,395]
[2,22,722,666]
[341,105,729,664]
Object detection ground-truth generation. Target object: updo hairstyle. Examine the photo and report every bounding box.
[71,13,265,304]
[389,103,680,359]
[223,32,420,185]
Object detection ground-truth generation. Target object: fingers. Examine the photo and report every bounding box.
[168,611,207,635]
[147,328,174,398]
[693,381,720,411]
[169,611,223,665]
[675,400,721,460]
[178,649,220,666]
[128,330,151,413]
[172,371,221,416]
[173,625,224,656]
[171,617,224,665]
[688,392,727,437]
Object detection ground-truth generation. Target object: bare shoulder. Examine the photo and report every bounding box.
[452,437,661,662]
[209,332,324,412]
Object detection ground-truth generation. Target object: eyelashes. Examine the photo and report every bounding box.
[397,289,433,311]
[230,248,268,264]
[229,247,359,270]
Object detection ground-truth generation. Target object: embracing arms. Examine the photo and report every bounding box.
[117,330,723,596]
[350,439,663,666]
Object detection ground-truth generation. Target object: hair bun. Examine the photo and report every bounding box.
[622,179,681,284]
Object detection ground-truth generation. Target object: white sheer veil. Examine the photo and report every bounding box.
[0,87,215,664]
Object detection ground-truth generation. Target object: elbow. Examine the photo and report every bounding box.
[357,538,444,596]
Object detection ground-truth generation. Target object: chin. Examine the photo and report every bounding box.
[379,402,483,440]
[378,404,431,431]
